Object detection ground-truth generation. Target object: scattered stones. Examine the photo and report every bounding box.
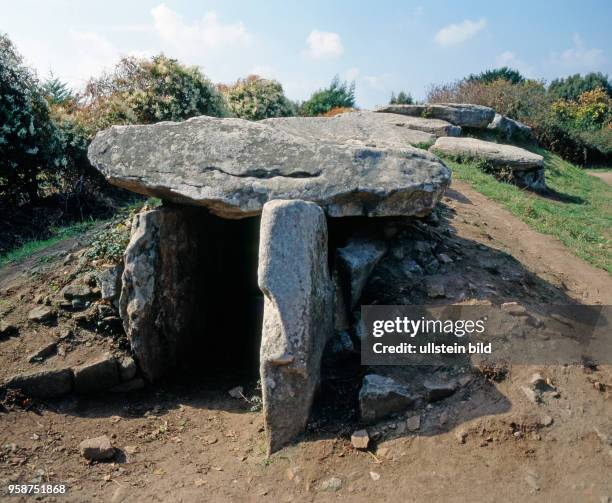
[0,321,17,337]
[318,477,342,492]
[501,302,528,316]
[4,368,73,397]
[351,429,370,449]
[359,374,415,423]
[118,356,137,382]
[96,264,123,302]
[521,385,541,404]
[406,415,421,432]
[258,200,334,453]
[88,114,451,219]
[369,471,381,481]
[336,237,387,309]
[423,379,457,402]
[73,354,119,394]
[27,341,58,363]
[60,282,98,302]
[378,103,495,128]
[455,429,468,444]
[79,435,115,461]
[438,253,453,264]
[27,306,56,323]
[228,386,244,399]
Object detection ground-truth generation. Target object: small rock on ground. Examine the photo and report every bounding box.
[351,429,370,449]
[79,435,115,461]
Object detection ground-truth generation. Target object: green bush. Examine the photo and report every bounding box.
[0,34,65,205]
[300,76,355,116]
[467,67,525,85]
[220,75,296,121]
[76,54,227,133]
[549,72,612,101]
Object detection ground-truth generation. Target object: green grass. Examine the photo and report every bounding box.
[0,220,100,269]
[444,150,612,273]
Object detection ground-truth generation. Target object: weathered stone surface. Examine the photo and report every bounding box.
[28,341,58,363]
[258,200,333,453]
[60,282,98,302]
[96,264,123,302]
[119,207,198,381]
[88,115,451,219]
[351,429,370,449]
[423,379,458,402]
[488,113,534,141]
[27,306,55,323]
[73,354,119,393]
[336,237,387,310]
[430,137,543,170]
[0,321,17,337]
[377,103,495,129]
[359,374,415,423]
[79,435,115,461]
[262,111,436,147]
[110,377,145,393]
[118,356,137,381]
[4,368,73,397]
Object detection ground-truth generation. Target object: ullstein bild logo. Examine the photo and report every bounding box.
[361,304,612,366]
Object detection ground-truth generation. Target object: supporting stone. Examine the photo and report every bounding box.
[119,206,198,382]
[258,200,333,454]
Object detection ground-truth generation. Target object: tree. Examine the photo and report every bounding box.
[549,72,612,101]
[467,67,525,85]
[0,34,64,205]
[42,73,74,105]
[390,91,413,105]
[220,75,296,120]
[300,76,355,116]
[77,54,227,132]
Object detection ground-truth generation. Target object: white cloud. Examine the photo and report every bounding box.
[303,30,344,60]
[151,4,251,56]
[552,33,606,68]
[435,18,487,47]
[68,30,120,84]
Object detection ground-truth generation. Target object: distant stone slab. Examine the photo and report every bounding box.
[88,115,451,219]
[429,137,543,169]
[377,103,495,129]
[264,111,460,140]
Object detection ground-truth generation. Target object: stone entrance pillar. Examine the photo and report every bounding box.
[258,200,334,454]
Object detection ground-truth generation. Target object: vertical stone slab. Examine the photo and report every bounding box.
[119,206,198,381]
[258,200,333,454]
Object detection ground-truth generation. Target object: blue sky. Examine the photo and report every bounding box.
[2,0,611,108]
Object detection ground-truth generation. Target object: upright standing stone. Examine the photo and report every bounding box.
[258,200,333,454]
[119,206,198,381]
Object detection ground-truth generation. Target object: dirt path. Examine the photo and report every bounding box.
[587,170,612,186]
[446,180,612,304]
[0,184,611,503]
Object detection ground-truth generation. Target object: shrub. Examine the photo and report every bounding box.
[0,34,65,206]
[549,72,612,101]
[300,76,355,116]
[75,54,227,134]
[467,67,525,85]
[219,75,296,120]
[389,91,413,105]
[42,73,74,106]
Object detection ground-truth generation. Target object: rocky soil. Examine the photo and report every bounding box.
[0,181,610,502]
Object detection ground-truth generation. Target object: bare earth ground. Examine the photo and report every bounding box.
[0,181,611,503]
[587,170,612,187]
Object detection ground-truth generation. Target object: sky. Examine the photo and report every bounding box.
[2,0,611,108]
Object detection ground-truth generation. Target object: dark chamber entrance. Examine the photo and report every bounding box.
[176,208,263,381]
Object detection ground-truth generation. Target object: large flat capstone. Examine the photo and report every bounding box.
[88,115,451,219]
[258,200,333,454]
[377,103,495,129]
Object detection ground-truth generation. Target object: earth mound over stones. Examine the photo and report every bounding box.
[88,114,451,219]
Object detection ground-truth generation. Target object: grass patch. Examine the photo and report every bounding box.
[0,220,99,268]
[444,150,612,273]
